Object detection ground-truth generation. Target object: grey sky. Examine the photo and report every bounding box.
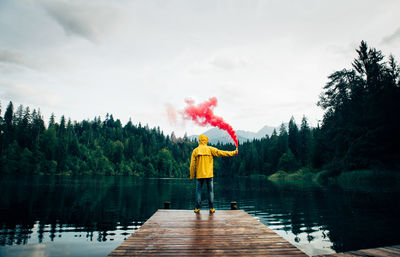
[1,0,399,136]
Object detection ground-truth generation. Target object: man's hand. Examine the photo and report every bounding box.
[234,147,238,156]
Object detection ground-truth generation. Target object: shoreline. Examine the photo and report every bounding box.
[267,168,400,186]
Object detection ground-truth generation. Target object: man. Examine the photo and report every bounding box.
[190,134,238,214]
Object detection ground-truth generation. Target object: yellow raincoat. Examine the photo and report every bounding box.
[190,134,237,179]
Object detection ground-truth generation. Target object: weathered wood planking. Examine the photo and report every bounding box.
[108,209,307,256]
[316,245,400,257]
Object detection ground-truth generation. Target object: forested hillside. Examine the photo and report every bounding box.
[0,109,196,176]
[1,41,399,177]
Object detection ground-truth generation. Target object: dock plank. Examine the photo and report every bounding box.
[108,209,306,256]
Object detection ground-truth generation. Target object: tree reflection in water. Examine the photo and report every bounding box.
[0,176,399,256]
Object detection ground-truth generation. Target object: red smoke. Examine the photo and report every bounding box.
[183,97,238,147]
[165,103,177,125]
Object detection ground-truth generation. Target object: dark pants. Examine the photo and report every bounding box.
[195,178,214,209]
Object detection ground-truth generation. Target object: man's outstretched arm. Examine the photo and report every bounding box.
[210,147,238,157]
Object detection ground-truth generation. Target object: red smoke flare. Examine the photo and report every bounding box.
[183,97,238,147]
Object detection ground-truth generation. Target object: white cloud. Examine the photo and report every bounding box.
[38,0,122,43]
[0,82,62,108]
[382,27,400,45]
[210,55,248,70]
[0,48,35,69]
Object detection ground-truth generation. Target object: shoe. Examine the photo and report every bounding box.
[209,208,215,214]
[194,208,200,213]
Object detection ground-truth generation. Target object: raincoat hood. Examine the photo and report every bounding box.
[198,134,209,145]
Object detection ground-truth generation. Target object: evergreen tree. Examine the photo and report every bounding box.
[299,116,312,166]
[278,149,298,172]
[49,113,56,128]
[4,101,14,135]
[288,117,300,161]
[278,123,289,156]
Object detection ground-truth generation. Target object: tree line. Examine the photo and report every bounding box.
[0,106,196,176]
[0,41,399,177]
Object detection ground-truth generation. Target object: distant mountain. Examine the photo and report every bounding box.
[237,125,277,140]
[189,125,278,145]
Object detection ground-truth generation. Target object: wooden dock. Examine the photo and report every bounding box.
[316,245,400,257]
[108,209,307,256]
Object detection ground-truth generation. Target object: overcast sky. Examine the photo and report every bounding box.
[1,0,399,136]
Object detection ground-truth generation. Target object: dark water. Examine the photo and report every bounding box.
[0,176,399,256]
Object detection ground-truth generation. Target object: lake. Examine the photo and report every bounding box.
[0,176,399,256]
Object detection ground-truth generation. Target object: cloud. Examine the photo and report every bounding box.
[326,44,354,57]
[38,0,120,43]
[0,48,35,69]
[382,27,400,45]
[0,82,62,108]
[210,55,247,70]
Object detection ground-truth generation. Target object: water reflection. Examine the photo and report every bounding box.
[220,178,400,256]
[0,176,399,257]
